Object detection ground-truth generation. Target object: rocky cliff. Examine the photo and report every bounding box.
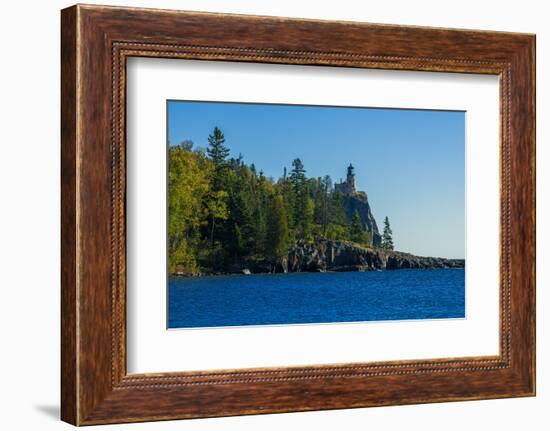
[342,191,381,245]
[188,240,464,276]
[283,240,463,273]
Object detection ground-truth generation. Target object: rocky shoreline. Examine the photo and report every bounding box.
[173,240,464,276]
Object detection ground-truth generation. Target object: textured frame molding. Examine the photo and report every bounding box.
[61,4,535,425]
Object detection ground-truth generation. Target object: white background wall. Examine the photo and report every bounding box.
[0,0,546,429]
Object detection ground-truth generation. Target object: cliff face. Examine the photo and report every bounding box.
[343,191,381,245]
[183,240,464,276]
[284,240,463,273]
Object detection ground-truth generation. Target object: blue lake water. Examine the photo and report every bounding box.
[168,269,465,329]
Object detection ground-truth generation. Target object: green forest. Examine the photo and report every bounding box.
[168,127,393,275]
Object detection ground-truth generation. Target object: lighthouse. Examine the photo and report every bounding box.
[335,163,356,195]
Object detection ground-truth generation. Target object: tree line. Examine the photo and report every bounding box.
[168,126,393,275]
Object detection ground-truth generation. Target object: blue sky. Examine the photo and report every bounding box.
[167,100,465,259]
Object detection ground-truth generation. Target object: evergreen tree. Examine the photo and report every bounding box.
[381,216,394,250]
[205,127,230,250]
[289,158,306,193]
[206,127,229,168]
[290,158,312,239]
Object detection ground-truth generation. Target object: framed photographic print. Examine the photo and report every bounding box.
[61,4,535,425]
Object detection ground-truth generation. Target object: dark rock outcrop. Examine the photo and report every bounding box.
[178,241,464,276]
[342,191,381,246]
[385,251,464,270]
[286,240,463,273]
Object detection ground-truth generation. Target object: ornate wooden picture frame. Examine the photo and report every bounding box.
[61,4,535,425]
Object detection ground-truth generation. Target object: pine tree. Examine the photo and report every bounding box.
[289,158,310,239]
[289,158,306,194]
[205,127,231,251]
[206,127,229,167]
[381,216,394,250]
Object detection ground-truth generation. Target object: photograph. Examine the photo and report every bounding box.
[167,100,466,329]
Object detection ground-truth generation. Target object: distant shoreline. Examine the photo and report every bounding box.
[171,240,464,277]
[170,266,465,279]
